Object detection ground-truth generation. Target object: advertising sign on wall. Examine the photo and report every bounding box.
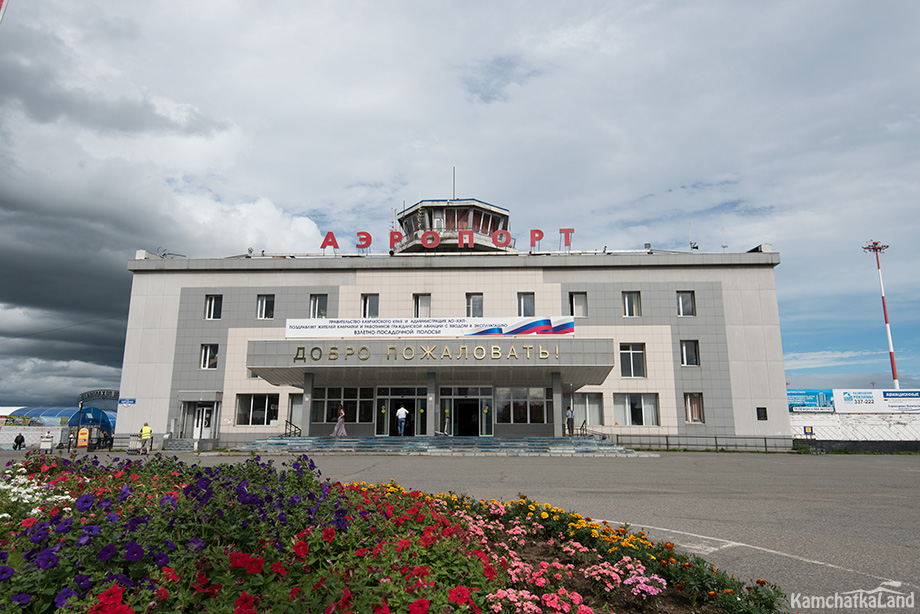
[286,317,575,339]
[787,389,836,413]
[835,389,920,413]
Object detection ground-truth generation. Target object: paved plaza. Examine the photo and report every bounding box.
[3,449,917,610]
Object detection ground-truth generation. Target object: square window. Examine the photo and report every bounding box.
[677,291,696,317]
[518,293,535,317]
[622,291,641,317]
[619,343,646,378]
[414,294,431,318]
[569,292,587,317]
[756,406,768,421]
[236,394,279,426]
[466,293,483,317]
[257,294,275,320]
[680,340,700,366]
[362,294,379,318]
[200,344,219,370]
[685,393,705,423]
[204,295,222,320]
[310,294,328,318]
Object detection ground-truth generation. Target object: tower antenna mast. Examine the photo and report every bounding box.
[863,240,899,389]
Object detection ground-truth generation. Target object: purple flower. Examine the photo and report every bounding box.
[83,524,101,535]
[124,541,144,562]
[74,573,92,590]
[97,498,113,510]
[102,573,133,587]
[118,484,132,502]
[75,534,92,548]
[34,549,59,571]
[186,538,204,551]
[11,593,30,604]
[75,494,94,513]
[29,531,49,545]
[0,566,14,581]
[0,552,7,563]
[97,544,117,562]
[152,551,169,567]
[162,539,176,551]
[54,518,73,534]
[55,588,77,608]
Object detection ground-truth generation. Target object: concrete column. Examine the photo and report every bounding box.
[301,372,314,436]
[426,372,437,437]
[552,372,564,437]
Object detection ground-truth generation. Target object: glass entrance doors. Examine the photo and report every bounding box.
[193,402,214,439]
[438,387,493,436]
[375,387,427,437]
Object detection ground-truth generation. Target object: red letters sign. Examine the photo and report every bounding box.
[320,228,575,251]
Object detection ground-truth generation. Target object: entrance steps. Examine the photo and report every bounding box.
[236,436,641,457]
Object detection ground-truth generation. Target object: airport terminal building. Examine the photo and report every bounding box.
[116,199,790,448]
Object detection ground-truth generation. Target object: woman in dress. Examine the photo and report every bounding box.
[331,405,347,437]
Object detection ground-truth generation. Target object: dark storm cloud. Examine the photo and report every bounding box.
[0,24,228,137]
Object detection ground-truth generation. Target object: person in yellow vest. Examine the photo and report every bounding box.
[140,422,152,455]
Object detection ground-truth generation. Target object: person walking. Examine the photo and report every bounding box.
[331,405,347,437]
[396,404,409,436]
[140,422,153,454]
[565,407,575,437]
[13,433,25,450]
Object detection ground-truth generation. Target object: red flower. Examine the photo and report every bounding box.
[294,540,310,559]
[235,592,258,609]
[374,602,392,614]
[395,539,412,551]
[98,584,124,605]
[155,588,169,601]
[20,517,37,528]
[271,561,289,575]
[245,556,265,574]
[287,587,302,601]
[230,552,251,568]
[408,599,430,614]
[162,567,180,581]
[323,527,335,542]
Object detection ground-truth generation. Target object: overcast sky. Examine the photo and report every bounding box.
[1,1,918,406]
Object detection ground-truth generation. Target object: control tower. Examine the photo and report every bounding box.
[392,199,516,254]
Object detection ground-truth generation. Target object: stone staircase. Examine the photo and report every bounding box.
[235,436,644,457]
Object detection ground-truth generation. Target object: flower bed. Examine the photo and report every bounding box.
[0,453,784,613]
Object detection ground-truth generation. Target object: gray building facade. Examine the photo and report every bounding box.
[116,200,789,447]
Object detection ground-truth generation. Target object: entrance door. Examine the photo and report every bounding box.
[454,400,479,436]
[389,400,415,436]
[194,403,213,439]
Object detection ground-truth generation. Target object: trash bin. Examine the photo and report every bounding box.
[40,435,54,451]
[127,434,142,455]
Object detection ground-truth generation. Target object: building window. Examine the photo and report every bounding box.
[613,393,659,426]
[620,343,646,378]
[680,340,700,366]
[677,291,696,317]
[685,393,705,423]
[495,387,553,424]
[518,293,535,317]
[257,294,275,320]
[236,393,279,426]
[204,295,222,320]
[569,292,587,317]
[756,406,768,421]
[362,294,379,318]
[466,293,483,318]
[310,294,328,318]
[310,387,375,423]
[199,344,219,370]
[414,294,431,318]
[568,392,603,427]
[622,291,641,317]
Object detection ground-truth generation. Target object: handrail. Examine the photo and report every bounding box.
[284,420,302,437]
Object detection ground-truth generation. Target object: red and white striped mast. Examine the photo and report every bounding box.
[863,240,899,389]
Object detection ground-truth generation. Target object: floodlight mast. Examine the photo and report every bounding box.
[863,240,899,389]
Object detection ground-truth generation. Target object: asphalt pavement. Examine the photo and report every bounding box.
[3,448,917,611]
